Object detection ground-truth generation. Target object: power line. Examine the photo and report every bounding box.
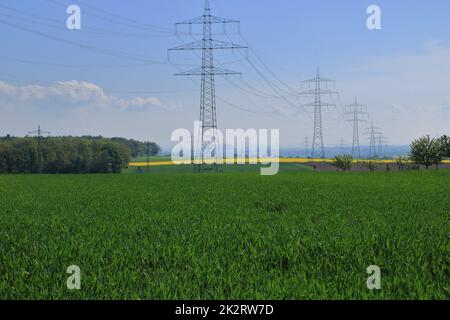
[0,4,172,38]
[175,33,303,116]
[170,61,296,116]
[226,76,287,100]
[176,35,296,118]
[223,33,307,109]
[225,33,303,105]
[0,56,160,69]
[45,0,173,34]
[171,36,307,118]
[238,34,298,97]
[0,18,169,64]
[244,56,310,114]
[216,96,276,115]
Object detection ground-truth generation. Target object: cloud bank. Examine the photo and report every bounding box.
[0,80,161,111]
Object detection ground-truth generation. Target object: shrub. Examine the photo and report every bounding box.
[333,154,354,172]
[395,156,409,172]
[362,161,378,172]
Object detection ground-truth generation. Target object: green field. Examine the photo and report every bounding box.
[131,156,173,163]
[125,162,314,174]
[0,171,449,299]
[127,156,314,174]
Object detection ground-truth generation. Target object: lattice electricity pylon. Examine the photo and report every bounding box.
[364,122,381,159]
[27,125,50,173]
[169,0,246,173]
[299,67,338,159]
[345,97,368,159]
[377,134,388,157]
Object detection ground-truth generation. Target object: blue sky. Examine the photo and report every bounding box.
[0,0,449,148]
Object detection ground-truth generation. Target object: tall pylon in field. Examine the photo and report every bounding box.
[169,0,246,173]
[299,68,338,159]
[345,97,368,159]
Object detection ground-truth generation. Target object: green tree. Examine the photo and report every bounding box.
[91,140,130,173]
[0,137,133,174]
[0,142,10,173]
[111,137,161,158]
[362,160,378,172]
[333,154,354,171]
[438,135,450,158]
[409,135,442,169]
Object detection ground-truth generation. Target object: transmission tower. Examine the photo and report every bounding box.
[377,134,388,157]
[27,125,50,173]
[365,122,381,159]
[299,68,338,159]
[169,0,246,173]
[345,97,368,159]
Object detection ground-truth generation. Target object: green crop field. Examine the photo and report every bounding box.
[125,162,314,174]
[0,171,449,300]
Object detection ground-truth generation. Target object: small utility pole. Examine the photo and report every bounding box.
[27,125,50,173]
[146,141,151,174]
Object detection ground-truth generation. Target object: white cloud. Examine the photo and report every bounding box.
[0,80,161,111]
[0,81,18,95]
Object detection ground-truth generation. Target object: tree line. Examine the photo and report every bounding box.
[109,137,160,158]
[332,135,450,171]
[0,136,161,174]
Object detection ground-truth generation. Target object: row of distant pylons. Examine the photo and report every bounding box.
[300,70,388,160]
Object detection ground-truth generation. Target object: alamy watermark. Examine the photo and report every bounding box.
[171,122,280,175]
[66,5,81,30]
[366,265,381,290]
[67,265,81,290]
[367,5,382,30]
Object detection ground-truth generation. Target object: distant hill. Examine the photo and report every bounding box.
[280,146,410,159]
